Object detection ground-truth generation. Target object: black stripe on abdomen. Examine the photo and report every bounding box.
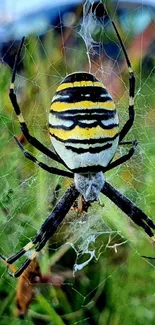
[49,121,118,130]
[50,109,117,120]
[63,72,98,83]
[52,86,112,104]
[65,143,112,154]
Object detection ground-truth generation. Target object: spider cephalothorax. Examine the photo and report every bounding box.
[74,172,105,201]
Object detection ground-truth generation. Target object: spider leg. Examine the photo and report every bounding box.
[1,184,79,277]
[102,181,155,239]
[9,37,65,167]
[103,140,138,173]
[118,67,135,143]
[14,136,73,178]
[103,5,135,143]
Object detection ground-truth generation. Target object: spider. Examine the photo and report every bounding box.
[1,4,155,278]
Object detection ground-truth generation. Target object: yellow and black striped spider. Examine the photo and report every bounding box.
[1,4,155,277]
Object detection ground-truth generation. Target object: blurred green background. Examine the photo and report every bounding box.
[1,1,155,324]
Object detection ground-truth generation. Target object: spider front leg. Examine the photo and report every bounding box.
[1,184,79,277]
[118,68,135,143]
[9,37,64,166]
[104,6,136,143]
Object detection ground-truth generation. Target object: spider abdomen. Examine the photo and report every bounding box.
[49,72,119,172]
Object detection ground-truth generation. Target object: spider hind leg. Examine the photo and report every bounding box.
[0,184,79,277]
[102,182,155,239]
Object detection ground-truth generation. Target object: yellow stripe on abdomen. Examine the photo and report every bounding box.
[56,81,106,92]
[49,125,119,141]
[50,100,115,112]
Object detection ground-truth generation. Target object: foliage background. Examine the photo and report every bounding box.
[0,1,155,324]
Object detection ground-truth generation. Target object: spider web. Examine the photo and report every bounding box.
[1,0,155,324]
